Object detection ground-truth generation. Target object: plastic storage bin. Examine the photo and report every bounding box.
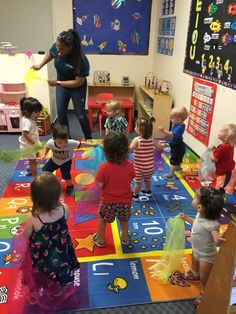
[0,83,26,104]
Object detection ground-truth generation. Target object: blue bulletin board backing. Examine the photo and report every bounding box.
[73,0,152,55]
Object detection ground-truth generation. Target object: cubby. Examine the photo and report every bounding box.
[138,85,172,138]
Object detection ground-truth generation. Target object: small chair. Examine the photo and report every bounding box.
[96,93,115,136]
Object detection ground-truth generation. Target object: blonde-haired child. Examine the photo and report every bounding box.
[130,117,160,201]
[104,100,128,135]
[159,106,188,180]
[210,123,236,193]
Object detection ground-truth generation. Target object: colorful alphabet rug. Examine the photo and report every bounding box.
[0,148,235,313]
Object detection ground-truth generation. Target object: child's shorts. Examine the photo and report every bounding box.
[170,142,185,166]
[99,202,131,223]
[134,170,154,183]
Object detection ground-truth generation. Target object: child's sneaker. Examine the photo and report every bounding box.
[162,173,177,180]
[92,233,105,247]
[66,185,74,195]
[182,270,200,282]
[141,190,152,197]
[120,231,131,245]
[132,194,140,201]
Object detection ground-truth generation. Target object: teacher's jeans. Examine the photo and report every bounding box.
[56,80,92,139]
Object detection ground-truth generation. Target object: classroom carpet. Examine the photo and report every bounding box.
[0,146,235,314]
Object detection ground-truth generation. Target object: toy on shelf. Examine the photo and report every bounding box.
[37,107,51,136]
[155,79,172,95]
[93,71,111,85]
[0,42,17,55]
[144,72,158,89]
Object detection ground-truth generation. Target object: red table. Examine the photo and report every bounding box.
[88,98,134,133]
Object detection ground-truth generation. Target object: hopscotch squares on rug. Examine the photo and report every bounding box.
[0,148,235,313]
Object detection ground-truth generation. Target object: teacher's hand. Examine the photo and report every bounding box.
[48,79,57,87]
[32,65,41,71]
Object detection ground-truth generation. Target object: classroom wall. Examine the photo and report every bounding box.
[1,0,235,157]
[153,0,236,157]
[51,0,158,89]
[0,0,54,53]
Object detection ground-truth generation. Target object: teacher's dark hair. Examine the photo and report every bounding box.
[57,29,82,72]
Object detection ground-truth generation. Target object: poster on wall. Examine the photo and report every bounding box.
[187,78,217,146]
[184,0,236,90]
[157,16,176,55]
[73,0,152,55]
[161,0,175,16]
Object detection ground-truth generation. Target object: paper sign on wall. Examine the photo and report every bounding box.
[186,78,217,146]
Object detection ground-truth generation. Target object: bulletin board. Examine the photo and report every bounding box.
[186,78,217,146]
[73,0,152,55]
[184,0,236,90]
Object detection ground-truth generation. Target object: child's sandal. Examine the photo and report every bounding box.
[92,233,105,247]
[120,231,131,245]
[193,294,202,308]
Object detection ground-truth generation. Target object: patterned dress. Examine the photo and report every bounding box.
[29,206,79,286]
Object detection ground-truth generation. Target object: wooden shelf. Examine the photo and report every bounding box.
[88,83,135,104]
[138,85,172,138]
[197,222,236,314]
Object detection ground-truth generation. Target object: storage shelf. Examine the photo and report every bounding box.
[138,85,172,138]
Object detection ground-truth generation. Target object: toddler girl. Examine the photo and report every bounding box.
[180,186,225,306]
[104,100,128,135]
[210,123,236,193]
[130,117,159,201]
[22,172,80,308]
[19,97,43,177]
[92,132,135,247]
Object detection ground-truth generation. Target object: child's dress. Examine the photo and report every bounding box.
[19,206,80,311]
[29,213,79,286]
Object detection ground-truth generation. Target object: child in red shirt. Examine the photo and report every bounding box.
[211,123,236,192]
[92,132,135,247]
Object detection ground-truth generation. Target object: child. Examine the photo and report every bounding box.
[129,117,160,201]
[19,97,43,177]
[210,123,236,193]
[104,100,128,135]
[22,172,79,306]
[92,132,135,247]
[179,186,225,306]
[159,106,188,180]
[42,124,97,195]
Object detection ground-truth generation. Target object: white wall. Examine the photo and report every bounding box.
[153,0,236,157]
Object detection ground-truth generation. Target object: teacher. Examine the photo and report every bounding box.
[33,29,92,139]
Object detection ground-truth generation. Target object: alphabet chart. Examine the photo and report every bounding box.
[184,0,236,90]
[186,77,217,146]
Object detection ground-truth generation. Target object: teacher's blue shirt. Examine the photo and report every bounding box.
[49,43,90,81]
